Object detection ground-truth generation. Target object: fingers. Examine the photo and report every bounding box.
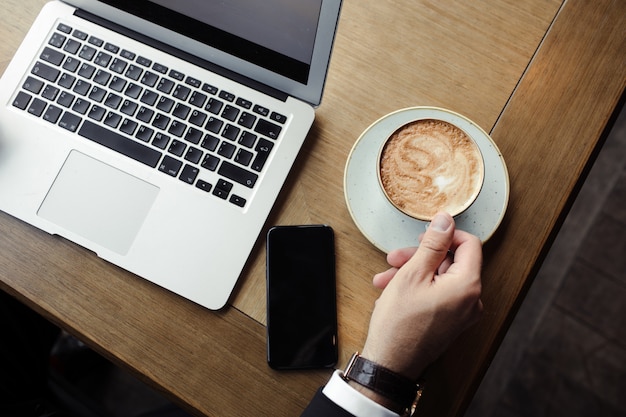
[445,229,482,281]
[372,267,397,289]
[386,247,418,268]
[376,214,482,288]
[402,212,455,281]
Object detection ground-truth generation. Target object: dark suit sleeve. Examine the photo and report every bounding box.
[300,388,355,417]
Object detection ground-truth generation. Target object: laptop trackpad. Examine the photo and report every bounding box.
[38,151,159,255]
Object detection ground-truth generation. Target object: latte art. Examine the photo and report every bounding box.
[379,119,484,220]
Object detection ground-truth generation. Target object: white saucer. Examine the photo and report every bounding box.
[344,107,509,252]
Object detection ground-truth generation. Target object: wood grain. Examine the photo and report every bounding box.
[1,0,624,416]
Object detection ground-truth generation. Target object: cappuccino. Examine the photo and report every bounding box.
[378,119,484,220]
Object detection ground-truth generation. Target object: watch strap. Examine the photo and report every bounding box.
[343,353,422,413]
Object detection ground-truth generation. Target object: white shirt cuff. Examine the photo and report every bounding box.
[322,370,400,417]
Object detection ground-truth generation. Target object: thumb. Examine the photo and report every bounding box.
[405,212,455,280]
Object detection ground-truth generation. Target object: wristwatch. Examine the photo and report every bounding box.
[343,352,423,416]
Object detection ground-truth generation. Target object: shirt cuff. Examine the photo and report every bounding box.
[322,370,400,417]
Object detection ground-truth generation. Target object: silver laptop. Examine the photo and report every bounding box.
[0,0,341,310]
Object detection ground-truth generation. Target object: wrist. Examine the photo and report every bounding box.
[360,347,428,382]
[342,352,424,416]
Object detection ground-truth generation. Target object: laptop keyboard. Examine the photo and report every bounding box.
[12,22,289,208]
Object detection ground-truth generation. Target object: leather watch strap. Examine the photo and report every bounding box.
[343,352,422,413]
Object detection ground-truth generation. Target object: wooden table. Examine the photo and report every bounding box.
[1,0,624,416]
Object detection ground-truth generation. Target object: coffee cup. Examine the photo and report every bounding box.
[377,117,485,221]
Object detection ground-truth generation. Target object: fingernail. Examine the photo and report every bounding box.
[430,213,452,232]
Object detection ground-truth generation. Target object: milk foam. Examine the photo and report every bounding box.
[379,119,484,220]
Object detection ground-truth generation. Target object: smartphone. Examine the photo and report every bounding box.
[266,225,338,370]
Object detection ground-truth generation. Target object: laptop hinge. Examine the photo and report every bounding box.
[74,9,289,102]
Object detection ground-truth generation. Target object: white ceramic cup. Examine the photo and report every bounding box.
[377,117,485,221]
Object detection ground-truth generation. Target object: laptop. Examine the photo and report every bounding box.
[0,0,342,310]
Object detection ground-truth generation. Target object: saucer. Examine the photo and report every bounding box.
[343,107,509,252]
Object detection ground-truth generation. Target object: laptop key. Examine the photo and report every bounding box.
[157,78,174,94]
[156,96,175,112]
[153,63,168,74]
[32,61,60,83]
[218,161,258,188]
[79,120,162,168]
[94,52,112,67]
[78,45,97,61]
[48,33,66,48]
[196,179,212,192]
[221,105,239,121]
[120,49,135,60]
[106,44,122,55]
[152,113,170,130]
[72,30,88,41]
[109,76,127,92]
[23,76,44,94]
[40,47,65,66]
[201,154,220,171]
[179,164,199,184]
[229,194,246,208]
[43,105,63,124]
[125,83,142,99]
[213,179,233,199]
[126,65,142,81]
[62,57,80,73]
[57,24,72,34]
[218,91,235,102]
[270,112,287,124]
[236,98,252,109]
[58,112,82,132]
[136,125,154,142]
[168,140,186,157]
[58,73,76,89]
[140,71,158,87]
[88,105,106,121]
[63,39,81,55]
[104,112,122,128]
[88,86,106,102]
[110,58,128,75]
[253,104,270,117]
[251,138,274,172]
[140,90,158,106]
[28,98,47,117]
[238,112,256,129]
[137,56,152,67]
[78,63,96,79]
[152,132,170,149]
[189,91,207,108]
[42,85,60,101]
[173,103,190,120]
[120,119,138,135]
[72,98,90,115]
[158,155,182,176]
[93,70,111,86]
[88,36,104,47]
[73,79,91,96]
[104,93,123,110]
[173,84,190,101]
[254,118,281,139]
[120,100,138,116]
[184,146,203,164]
[57,91,75,108]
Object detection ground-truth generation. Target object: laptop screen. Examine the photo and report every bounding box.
[98,0,322,85]
[70,0,342,105]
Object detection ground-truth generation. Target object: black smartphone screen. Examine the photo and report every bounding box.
[266,225,338,370]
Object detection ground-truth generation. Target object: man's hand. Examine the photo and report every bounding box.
[361,212,483,380]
